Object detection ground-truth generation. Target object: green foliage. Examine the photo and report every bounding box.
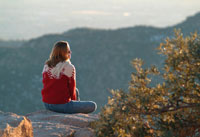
[92,30,200,137]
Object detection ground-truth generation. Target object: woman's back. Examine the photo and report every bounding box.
[41,61,76,104]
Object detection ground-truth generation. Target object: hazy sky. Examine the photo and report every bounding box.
[0,0,200,40]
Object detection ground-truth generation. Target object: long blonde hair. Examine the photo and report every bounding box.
[46,41,70,67]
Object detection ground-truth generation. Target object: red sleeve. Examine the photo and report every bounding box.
[69,67,76,100]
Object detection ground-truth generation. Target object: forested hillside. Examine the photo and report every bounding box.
[0,12,200,114]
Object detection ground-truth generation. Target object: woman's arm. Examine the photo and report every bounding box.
[63,62,77,101]
[68,65,77,100]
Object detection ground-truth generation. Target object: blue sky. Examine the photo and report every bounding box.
[0,0,200,40]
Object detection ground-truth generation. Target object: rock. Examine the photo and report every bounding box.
[25,110,98,137]
[0,110,98,137]
[0,111,33,137]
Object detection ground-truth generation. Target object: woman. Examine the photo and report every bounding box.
[41,41,97,114]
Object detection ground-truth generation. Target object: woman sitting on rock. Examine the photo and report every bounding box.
[41,41,97,114]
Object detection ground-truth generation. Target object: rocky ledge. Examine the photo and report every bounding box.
[0,110,98,137]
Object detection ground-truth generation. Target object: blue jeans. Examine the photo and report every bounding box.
[44,101,97,114]
[43,89,97,114]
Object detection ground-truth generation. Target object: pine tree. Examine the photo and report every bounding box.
[92,30,200,137]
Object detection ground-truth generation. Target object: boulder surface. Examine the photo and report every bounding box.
[0,110,98,137]
[0,111,33,137]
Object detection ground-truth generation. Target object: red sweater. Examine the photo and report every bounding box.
[41,61,76,104]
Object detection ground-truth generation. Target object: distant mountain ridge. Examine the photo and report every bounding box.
[0,12,200,114]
